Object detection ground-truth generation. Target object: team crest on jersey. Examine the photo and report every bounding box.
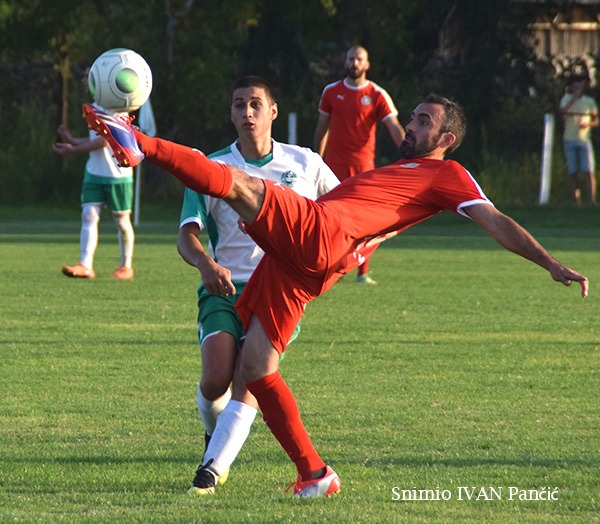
[361,95,372,106]
[281,170,297,187]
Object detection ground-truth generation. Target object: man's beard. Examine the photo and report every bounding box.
[398,132,440,158]
[345,66,362,79]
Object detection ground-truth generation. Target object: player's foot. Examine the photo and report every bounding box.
[82,103,144,167]
[61,263,95,279]
[112,266,134,280]
[356,274,377,285]
[286,466,341,497]
[187,461,229,495]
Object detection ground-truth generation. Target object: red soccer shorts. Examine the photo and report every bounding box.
[235,180,380,353]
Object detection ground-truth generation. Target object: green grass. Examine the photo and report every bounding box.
[0,208,598,523]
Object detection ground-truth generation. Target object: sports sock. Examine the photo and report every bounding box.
[112,212,134,268]
[80,204,101,268]
[247,371,325,481]
[357,259,369,276]
[202,400,257,476]
[196,385,231,436]
[133,131,233,198]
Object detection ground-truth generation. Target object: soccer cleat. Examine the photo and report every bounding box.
[61,263,95,279]
[286,466,341,497]
[356,274,377,285]
[187,461,229,495]
[82,103,144,167]
[112,266,134,280]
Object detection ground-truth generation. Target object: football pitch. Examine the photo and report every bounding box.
[1,207,598,523]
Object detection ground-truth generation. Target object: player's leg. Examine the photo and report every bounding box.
[111,210,134,279]
[198,332,236,431]
[61,196,101,278]
[190,312,302,495]
[134,131,265,223]
[190,373,258,496]
[195,293,243,438]
[356,257,377,285]
[241,315,340,497]
[564,140,582,204]
[581,141,597,205]
[189,295,256,495]
[83,104,265,224]
[587,171,597,205]
[80,203,101,269]
[188,331,236,495]
[109,181,135,279]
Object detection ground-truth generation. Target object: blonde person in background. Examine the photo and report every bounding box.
[559,74,598,205]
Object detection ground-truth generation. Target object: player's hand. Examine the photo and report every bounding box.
[238,218,248,234]
[52,142,74,155]
[200,261,236,297]
[56,124,73,143]
[549,264,589,298]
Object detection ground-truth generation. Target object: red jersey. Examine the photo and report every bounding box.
[237,157,492,353]
[318,79,398,168]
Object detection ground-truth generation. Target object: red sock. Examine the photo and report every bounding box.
[133,131,232,198]
[247,372,325,481]
[358,259,369,276]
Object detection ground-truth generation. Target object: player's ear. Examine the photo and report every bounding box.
[439,132,456,150]
[271,102,278,121]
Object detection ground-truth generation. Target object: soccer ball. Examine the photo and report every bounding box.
[88,48,152,112]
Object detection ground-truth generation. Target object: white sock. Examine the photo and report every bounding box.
[113,212,134,268]
[196,385,231,436]
[203,400,257,476]
[80,204,101,268]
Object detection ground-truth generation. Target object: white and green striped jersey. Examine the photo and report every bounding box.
[179,139,339,282]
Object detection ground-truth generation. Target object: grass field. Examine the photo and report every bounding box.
[1,206,598,523]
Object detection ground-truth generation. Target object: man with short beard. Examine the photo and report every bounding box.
[83,94,589,497]
[314,45,405,284]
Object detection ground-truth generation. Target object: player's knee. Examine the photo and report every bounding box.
[238,350,276,383]
[200,375,232,400]
[81,204,101,225]
[112,212,132,230]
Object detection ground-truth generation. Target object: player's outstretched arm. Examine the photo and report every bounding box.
[464,203,589,298]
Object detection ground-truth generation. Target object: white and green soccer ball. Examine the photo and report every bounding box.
[88,48,152,112]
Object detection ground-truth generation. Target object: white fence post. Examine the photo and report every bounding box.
[539,113,555,205]
[288,112,297,145]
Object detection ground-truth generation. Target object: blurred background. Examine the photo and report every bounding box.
[1,0,600,208]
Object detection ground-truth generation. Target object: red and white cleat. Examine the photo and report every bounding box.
[286,466,341,497]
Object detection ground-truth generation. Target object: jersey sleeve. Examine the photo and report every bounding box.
[179,187,208,229]
[374,85,398,121]
[314,155,340,196]
[318,85,333,114]
[433,161,493,218]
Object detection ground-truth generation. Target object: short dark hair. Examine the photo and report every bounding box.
[424,93,467,154]
[568,74,588,85]
[231,76,276,103]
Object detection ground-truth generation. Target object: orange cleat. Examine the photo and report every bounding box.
[112,266,134,280]
[61,263,95,279]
